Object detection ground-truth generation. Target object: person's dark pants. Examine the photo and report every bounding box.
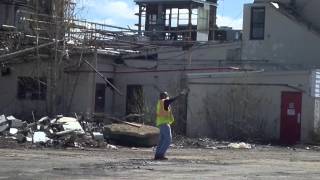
[155,124,172,158]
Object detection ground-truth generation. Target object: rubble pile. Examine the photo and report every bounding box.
[0,114,107,149]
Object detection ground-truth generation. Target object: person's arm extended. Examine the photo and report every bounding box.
[163,94,182,111]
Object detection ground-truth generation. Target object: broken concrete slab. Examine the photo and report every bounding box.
[0,124,9,133]
[38,116,50,123]
[104,124,159,147]
[56,117,85,135]
[9,128,18,135]
[106,144,118,150]
[92,132,104,141]
[7,116,25,128]
[33,131,50,143]
[0,115,7,125]
[54,129,76,136]
[228,142,252,149]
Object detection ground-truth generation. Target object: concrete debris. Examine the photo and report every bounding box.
[33,131,50,143]
[6,116,17,120]
[7,116,25,128]
[228,142,252,149]
[0,115,7,124]
[9,128,18,135]
[92,132,104,141]
[26,137,32,142]
[0,124,9,133]
[0,114,119,149]
[104,123,159,147]
[106,144,118,150]
[56,117,85,135]
[38,116,50,123]
[171,136,255,150]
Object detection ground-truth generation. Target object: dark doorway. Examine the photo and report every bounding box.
[126,85,144,121]
[280,91,302,145]
[95,83,106,113]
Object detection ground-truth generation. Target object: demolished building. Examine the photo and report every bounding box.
[0,0,320,144]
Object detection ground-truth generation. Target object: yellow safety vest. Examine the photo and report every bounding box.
[156,100,174,126]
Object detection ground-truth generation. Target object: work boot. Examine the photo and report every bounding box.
[154,155,168,161]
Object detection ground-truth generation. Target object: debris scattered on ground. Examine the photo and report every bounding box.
[33,131,50,143]
[171,135,255,150]
[227,142,252,149]
[9,128,18,135]
[106,144,118,150]
[0,115,9,133]
[56,117,85,135]
[1,114,316,151]
[104,123,159,147]
[0,114,121,149]
[0,115,7,124]
[7,116,25,128]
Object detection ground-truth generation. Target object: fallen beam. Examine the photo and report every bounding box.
[83,59,123,96]
[0,41,56,62]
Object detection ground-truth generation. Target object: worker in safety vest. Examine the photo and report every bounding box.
[154,90,187,160]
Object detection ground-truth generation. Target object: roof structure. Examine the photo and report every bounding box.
[134,0,217,6]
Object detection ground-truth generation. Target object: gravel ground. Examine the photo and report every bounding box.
[0,144,320,180]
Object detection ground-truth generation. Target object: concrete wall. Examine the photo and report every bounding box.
[242,3,320,68]
[0,61,48,117]
[63,58,96,115]
[255,0,320,30]
[0,53,98,118]
[96,57,115,115]
[63,53,115,115]
[187,71,316,142]
[112,66,185,123]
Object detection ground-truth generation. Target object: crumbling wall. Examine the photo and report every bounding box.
[187,71,315,142]
[203,85,270,141]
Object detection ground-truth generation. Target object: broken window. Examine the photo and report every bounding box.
[192,9,198,25]
[141,12,146,31]
[178,9,189,25]
[17,77,47,100]
[171,8,178,27]
[126,85,144,119]
[250,7,265,40]
[95,83,106,113]
[214,30,227,41]
[149,14,157,25]
[165,9,170,26]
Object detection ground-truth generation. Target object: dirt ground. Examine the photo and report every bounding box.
[0,145,320,180]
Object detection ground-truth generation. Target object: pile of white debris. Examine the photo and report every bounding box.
[0,114,108,149]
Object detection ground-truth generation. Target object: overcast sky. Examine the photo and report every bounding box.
[75,0,254,30]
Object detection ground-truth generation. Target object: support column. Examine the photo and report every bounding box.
[157,3,164,40]
[188,3,192,40]
[138,5,142,35]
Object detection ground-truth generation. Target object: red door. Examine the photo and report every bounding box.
[280,92,302,145]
